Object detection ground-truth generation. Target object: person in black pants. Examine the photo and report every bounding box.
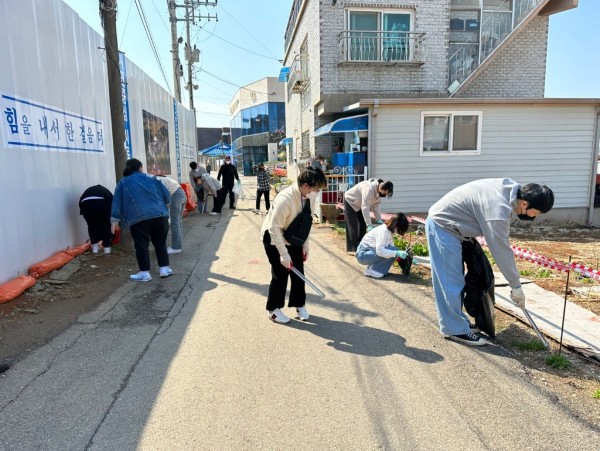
[79,185,114,254]
[260,167,327,324]
[217,155,240,209]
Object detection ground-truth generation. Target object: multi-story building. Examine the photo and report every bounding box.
[229,77,286,175]
[281,0,600,224]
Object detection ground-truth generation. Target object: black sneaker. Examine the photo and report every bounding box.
[444,333,488,346]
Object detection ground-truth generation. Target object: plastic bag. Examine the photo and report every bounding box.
[232,181,244,200]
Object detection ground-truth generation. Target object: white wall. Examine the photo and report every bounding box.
[0,0,195,283]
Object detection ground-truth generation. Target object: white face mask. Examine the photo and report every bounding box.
[305,190,320,200]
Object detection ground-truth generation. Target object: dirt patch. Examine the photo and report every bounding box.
[0,248,136,364]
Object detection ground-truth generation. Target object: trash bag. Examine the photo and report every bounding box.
[462,238,495,338]
[232,181,244,200]
[396,249,414,277]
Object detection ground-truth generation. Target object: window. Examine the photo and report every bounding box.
[348,10,412,62]
[420,111,482,155]
[301,131,310,159]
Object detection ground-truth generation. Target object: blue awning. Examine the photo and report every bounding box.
[279,137,293,145]
[313,114,369,137]
[199,142,240,157]
[278,67,290,82]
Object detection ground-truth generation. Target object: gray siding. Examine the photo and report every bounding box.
[371,104,597,214]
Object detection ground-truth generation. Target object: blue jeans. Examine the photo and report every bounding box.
[170,187,187,250]
[355,244,398,275]
[425,217,470,336]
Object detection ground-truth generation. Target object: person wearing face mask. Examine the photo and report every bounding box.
[426,178,554,347]
[343,178,394,253]
[217,155,240,209]
[260,166,327,324]
[356,212,410,278]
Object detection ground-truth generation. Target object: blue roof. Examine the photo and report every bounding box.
[279,137,293,145]
[199,142,240,157]
[313,114,369,137]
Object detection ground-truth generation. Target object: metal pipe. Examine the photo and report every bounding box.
[290,266,325,297]
[521,307,550,350]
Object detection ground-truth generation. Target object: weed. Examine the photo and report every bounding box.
[536,269,553,279]
[510,340,546,351]
[332,224,345,236]
[545,354,571,370]
[519,269,535,277]
[592,389,600,399]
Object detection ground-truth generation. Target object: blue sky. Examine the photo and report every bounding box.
[63,0,600,128]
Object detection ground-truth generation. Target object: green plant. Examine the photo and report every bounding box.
[536,269,553,279]
[592,389,600,399]
[332,224,346,236]
[411,243,429,257]
[546,354,571,370]
[483,249,495,266]
[510,340,546,351]
[519,269,535,277]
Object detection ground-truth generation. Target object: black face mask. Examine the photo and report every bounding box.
[517,213,535,221]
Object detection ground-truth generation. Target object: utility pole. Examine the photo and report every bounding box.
[168,1,182,103]
[168,1,217,111]
[100,0,127,181]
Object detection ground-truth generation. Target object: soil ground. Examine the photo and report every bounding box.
[1,224,599,427]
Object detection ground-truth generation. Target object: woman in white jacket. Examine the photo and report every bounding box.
[343,178,394,252]
[355,212,409,278]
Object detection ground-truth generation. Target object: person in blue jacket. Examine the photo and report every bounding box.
[111,158,173,282]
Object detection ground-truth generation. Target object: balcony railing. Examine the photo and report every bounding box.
[288,53,308,95]
[448,0,545,93]
[338,30,426,65]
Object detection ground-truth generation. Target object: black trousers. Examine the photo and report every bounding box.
[223,183,236,207]
[129,217,169,271]
[80,199,112,247]
[212,187,227,213]
[256,189,270,211]
[263,231,305,311]
[344,200,367,252]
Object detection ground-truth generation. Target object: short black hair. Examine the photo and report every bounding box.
[518,183,554,213]
[379,180,394,197]
[386,212,409,235]
[123,158,142,177]
[189,162,197,170]
[297,166,327,189]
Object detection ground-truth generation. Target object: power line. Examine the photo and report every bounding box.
[198,67,275,95]
[133,0,172,95]
[218,4,278,59]
[195,28,281,62]
[119,0,134,44]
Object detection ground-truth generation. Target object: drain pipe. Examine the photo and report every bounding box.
[367,99,379,178]
[587,106,600,225]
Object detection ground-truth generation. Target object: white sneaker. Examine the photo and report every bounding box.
[103,247,111,254]
[130,271,152,282]
[167,247,182,254]
[159,267,173,278]
[268,308,290,324]
[91,243,99,254]
[364,266,384,278]
[296,306,309,321]
[209,212,218,216]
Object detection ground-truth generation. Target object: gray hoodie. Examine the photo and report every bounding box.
[428,178,521,288]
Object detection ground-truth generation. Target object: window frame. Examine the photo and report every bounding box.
[346,8,414,62]
[419,110,482,156]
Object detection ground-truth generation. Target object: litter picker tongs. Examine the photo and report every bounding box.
[519,305,550,350]
[290,266,325,297]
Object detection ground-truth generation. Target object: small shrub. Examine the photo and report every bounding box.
[393,236,409,250]
[546,354,571,370]
[536,269,553,279]
[411,243,429,257]
[510,340,546,351]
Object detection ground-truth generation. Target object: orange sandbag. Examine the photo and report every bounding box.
[28,251,74,278]
[181,182,197,212]
[64,242,91,257]
[0,275,37,304]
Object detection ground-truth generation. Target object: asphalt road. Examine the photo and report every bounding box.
[1,177,599,450]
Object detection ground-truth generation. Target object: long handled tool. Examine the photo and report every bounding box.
[290,266,325,297]
[520,306,550,350]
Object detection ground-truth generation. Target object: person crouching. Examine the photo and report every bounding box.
[355,212,409,278]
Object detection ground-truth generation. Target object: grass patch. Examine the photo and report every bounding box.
[592,389,600,399]
[332,224,345,236]
[519,269,535,277]
[546,354,571,370]
[510,340,547,351]
[536,269,553,278]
